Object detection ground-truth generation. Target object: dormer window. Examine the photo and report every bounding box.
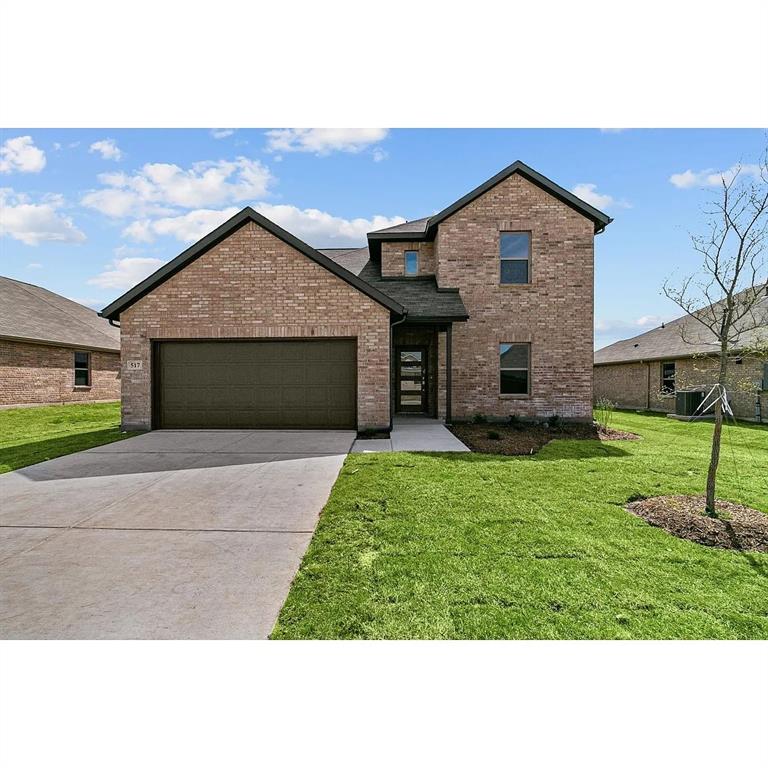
[404,250,419,276]
[500,232,530,284]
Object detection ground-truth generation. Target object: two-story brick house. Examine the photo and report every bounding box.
[101,161,611,431]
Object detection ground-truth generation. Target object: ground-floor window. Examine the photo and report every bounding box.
[499,343,530,395]
[74,350,91,386]
[661,360,675,394]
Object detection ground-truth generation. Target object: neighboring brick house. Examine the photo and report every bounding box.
[0,277,120,407]
[100,161,611,432]
[594,290,768,421]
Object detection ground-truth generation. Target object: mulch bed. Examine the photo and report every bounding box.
[627,495,768,552]
[448,422,638,456]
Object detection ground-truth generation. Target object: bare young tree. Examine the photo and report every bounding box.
[663,147,768,516]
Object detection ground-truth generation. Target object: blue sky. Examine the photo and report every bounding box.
[1,128,764,348]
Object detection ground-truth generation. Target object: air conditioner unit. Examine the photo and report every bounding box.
[676,390,704,416]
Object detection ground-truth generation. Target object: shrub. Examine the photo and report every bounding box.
[508,414,523,430]
[487,430,501,440]
[472,413,488,424]
[547,414,562,429]
[595,397,615,430]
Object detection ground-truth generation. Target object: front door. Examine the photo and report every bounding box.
[396,346,427,413]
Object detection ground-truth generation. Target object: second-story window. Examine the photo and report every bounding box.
[500,232,530,284]
[404,250,419,276]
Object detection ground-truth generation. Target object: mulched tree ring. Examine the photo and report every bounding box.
[448,422,639,456]
[626,495,768,552]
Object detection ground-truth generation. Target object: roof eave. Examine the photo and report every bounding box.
[0,333,120,354]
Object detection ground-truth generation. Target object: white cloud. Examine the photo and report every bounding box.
[53,142,62,151]
[27,262,43,269]
[669,163,762,189]
[634,314,668,327]
[81,157,273,217]
[265,128,388,156]
[211,129,235,139]
[88,254,166,290]
[122,203,406,246]
[372,148,388,163]
[254,203,404,245]
[571,183,631,210]
[0,135,46,174]
[0,188,86,246]
[595,314,674,336]
[599,128,627,134]
[123,208,240,243]
[89,139,123,161]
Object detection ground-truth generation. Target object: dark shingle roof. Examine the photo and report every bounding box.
[368,217,431,236]
[316,248,372,276]
[595,290,768,365]
[0,276,120,352]
[322,248,468,320]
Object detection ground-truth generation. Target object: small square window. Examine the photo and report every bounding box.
[500,343,530,395]
[404,250,419,276]
[74,351,91,387]
[500,232,530,284]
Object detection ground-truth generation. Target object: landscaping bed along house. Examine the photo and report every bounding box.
[449,419,638,455]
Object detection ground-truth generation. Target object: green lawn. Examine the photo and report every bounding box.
[0,402,134,474]
[273,412,768,639]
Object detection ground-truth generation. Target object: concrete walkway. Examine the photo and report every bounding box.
[352,416,469,453]
[0,429,355,639]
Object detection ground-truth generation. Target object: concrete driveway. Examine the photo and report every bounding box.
[0,430,355,639]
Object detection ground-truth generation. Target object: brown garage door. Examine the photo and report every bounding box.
[155,339,357,429]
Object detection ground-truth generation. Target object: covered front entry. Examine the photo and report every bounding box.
[154,339,357,429]
[392,323,453,420]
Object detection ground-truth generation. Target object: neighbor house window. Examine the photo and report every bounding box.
[500,343,530,395]
[661,361,675,394]
[762,362,768,391]
[74,351,91,386]
[404,250,419,276]
[500,232,530,284]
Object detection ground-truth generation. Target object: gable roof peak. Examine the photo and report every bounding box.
[100,206,404,320]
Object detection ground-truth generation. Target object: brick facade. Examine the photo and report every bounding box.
[381,241,436,277]
[436,173,595,421]
[594,357,767,420]
[120,220,391,431]
[0,339,120,407]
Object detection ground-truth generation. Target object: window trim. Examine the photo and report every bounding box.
[404,249,419,276]
[74,350,91,388]
[499,342,531,397]
[660,360,676,395]
[499,231,531,285]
